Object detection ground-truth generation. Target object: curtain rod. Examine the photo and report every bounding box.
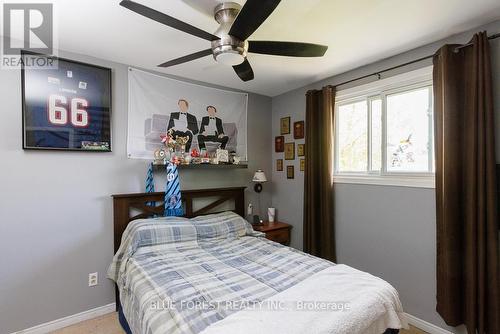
[335,32,500,89]
[335,55,433,88]
[453,32,500,51]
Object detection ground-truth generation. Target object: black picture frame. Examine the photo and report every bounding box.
[21,50,112,152]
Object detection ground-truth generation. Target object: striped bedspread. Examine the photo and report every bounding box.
[108,212,332,334]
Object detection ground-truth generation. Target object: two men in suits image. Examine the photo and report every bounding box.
[167,100,228,152]
[167,99,199,152]
[198,105,229,150]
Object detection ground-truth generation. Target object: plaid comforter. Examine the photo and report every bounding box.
[108,212,332,334]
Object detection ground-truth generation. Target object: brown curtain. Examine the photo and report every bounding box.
[433,32,499,334]
[303,86,336,262]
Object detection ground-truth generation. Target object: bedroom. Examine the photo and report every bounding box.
[0,0,499,334]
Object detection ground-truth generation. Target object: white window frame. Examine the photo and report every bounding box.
[333,66,435,188]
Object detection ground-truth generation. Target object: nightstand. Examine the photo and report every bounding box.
[252,221,292,246]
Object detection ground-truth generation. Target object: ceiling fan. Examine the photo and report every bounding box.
[119,0,328,82]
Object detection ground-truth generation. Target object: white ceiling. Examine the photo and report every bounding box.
[45,0,500,96]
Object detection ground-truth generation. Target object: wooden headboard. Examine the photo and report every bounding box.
[111,187,245,252]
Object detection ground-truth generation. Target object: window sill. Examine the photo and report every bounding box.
[333,174,435,189]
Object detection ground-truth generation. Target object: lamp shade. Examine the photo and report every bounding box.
[252,170,267,183]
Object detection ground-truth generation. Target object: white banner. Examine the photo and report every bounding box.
[127,68,248,160]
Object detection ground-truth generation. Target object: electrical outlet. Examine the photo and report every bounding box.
[247,203,253,216]
[88,272,98,287]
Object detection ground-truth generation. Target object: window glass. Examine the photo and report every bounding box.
[337,101,368,172]
[386,87,431,172]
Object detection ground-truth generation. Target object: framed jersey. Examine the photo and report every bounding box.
[21,51,112,151]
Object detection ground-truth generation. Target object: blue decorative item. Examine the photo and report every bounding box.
[145,162,155,207]
[164,163,183,216]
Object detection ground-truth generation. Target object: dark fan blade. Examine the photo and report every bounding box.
[233,58,254,82]
[229,0,281,41]
[248,41,328,57]
[120,0,218,41]
[158,49,213,67]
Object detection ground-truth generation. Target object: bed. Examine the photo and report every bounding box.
[109,187,407,334]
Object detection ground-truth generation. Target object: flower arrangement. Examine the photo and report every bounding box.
[161,129,177,152]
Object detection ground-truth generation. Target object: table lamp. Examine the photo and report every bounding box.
[252,170,267,224]
[252,170,267,192]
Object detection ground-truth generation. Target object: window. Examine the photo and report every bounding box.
[334,67,434,188]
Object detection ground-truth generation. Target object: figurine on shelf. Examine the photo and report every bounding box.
[201,150,210,164]
[210,151,219,164]
[153,148,168,165]
[190,148,201,164]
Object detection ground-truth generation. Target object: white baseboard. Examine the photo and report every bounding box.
[10,304,452,334]
[405,313,454,334]
[12,303,116,334]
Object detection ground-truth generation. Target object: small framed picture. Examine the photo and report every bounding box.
[300,159,305,171]
[275,136,284,152]
[297,144,305,157]
[280,116,291,135]
[284,142,295,160]
[277,159,283,171]
[293,121,305,139]
[216,149,229,163]
[287,165,294,179]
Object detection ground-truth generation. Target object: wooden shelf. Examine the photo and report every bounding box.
[152,163,248,170]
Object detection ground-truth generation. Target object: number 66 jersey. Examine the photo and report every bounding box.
[23,57,111,150]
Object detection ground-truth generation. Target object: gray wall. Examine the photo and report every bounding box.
[0,51,271,333]
[271,20,500,333]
